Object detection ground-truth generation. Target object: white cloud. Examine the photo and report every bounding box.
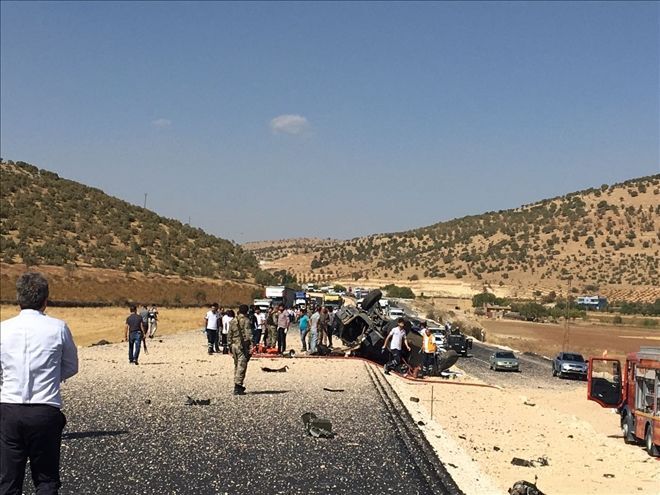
[152,118,172,128]
[269,114,310,135]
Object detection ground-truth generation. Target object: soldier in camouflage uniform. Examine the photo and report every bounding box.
[228,304,252,395]
[266,307,279,348]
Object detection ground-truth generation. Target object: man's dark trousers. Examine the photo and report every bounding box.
[385,349,402,372]
[277,327,287,354]
[206,329,218,353]
[128,331,142,362]
[0,403,66,495]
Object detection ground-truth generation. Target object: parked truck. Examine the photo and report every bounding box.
[265,286,296,309]
[587,346,660,457]
[323,293,344,311]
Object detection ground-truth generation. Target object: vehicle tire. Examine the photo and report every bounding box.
[645,425,659,457]
[361,290,382,311]
[552,367,557,377]
[622,412,636,445]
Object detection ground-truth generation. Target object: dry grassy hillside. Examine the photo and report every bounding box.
[244,238,339,260]
[0,160,260,280]
[247,175,660,302]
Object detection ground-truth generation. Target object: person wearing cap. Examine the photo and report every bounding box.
[228,305,253,395]
[0,272,79,494]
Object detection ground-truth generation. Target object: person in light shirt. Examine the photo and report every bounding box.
[0,272,79,494]
[221,309,234,354]
[204,303,221,355]
[253,307,267,346]
[382,317,410,375]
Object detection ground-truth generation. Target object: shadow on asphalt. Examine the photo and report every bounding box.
[248,390,290,395]
[63,430,129,440]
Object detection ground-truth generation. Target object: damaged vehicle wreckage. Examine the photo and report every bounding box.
[334,289,459,376]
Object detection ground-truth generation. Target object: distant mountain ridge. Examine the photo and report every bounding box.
[0,160,260,281]
[247,174,660,301]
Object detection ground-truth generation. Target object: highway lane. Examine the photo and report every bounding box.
[455,340,586,391]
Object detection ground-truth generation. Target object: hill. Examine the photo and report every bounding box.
[249,175,660,302]
[0,160,263,303]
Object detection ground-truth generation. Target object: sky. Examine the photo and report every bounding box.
[1,1,658,242]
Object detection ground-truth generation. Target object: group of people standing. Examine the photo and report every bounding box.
[298,306,338,354]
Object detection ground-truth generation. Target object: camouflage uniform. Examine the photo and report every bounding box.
[267,310,279,348]
[228,313,252,391]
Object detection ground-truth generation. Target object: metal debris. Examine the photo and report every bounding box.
[185,396,211,406]
[508,477,545,495]
[301,412,334,439]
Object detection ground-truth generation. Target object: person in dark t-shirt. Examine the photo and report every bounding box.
[125,305,145,365]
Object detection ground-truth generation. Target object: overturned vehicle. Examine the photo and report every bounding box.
[335,290,458,375]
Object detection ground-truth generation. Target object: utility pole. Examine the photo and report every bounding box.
[143,193,148,209]
[562,278,571,351]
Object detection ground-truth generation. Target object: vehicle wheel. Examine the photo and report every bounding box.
[552,367,557,377]
[361,290,382,311]
[645,425,659,457]
[622,413,636,444]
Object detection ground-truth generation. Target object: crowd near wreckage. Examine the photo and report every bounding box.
[335,289,465,376]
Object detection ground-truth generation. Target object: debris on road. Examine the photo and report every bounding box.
[301,412,334,439]
[523,400,536,407]
[511,457,550,468]
[409,396,420,403]
[511,457,535,467]
[185,396,211,406]
[323,387,345,393]
[261,366,289,373]
[91,339,111,346]
[603,473,615,478]
[508,477,546,495]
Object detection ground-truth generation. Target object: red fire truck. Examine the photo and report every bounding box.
[587,346,659,457]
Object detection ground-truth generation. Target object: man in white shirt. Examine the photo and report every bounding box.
[204,303,220,355]
[382,317,410,375]
[221,309,234,354]
[0,272,79,494]
[253,307,266,346]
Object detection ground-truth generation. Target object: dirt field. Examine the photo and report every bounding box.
[390,375,660,495]
[0,305,204,347]
[0,263,258,306]
[480,318,660,360]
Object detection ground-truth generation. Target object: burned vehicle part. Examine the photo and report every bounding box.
[335,290,423,367]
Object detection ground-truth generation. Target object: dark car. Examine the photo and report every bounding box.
[552,352,588,379]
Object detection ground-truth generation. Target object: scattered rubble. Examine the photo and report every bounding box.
[91,339,111,346]
[508,477,546,495]
[323,387,345,393]
[301,412,334,439]
[184,396,211,406]
[261,366,289,373]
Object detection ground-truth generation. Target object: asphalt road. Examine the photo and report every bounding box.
[451,340,586,391]
[22,331,462,495]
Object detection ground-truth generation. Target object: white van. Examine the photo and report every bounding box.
[389,308,405,319]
